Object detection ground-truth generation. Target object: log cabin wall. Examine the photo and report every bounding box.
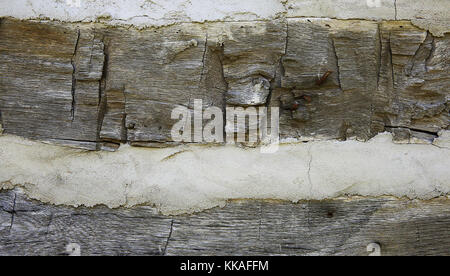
[0,0,449,256]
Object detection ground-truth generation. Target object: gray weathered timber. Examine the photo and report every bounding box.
[220,21,286,106]
[277,20,379,140]
[0,19,448,149]
[0,190,173,256]
[373,22,450,138]
[0,189,448,256]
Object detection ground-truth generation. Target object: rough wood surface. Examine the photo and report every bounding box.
[0,189,448,256]
[0,18,448,149]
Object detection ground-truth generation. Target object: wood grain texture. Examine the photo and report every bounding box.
[0,19,447,149]
[0,189,448,256]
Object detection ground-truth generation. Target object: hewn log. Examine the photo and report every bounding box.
[0,19,447,149]
[0,190,448,256]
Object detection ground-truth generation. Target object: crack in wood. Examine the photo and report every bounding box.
[376,23,383,87]
[331,38,342,91]
[200,34,208,83]
[408,31,430,76]
[121,112,128,143]
[96,36,108,149]
[425,34,436,72]
[8,193,16,234]
[163,220,174,256]
[70,29,81,123]
[388,32,396,91]
[385,125,439,136]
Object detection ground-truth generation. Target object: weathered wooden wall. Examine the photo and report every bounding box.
[0,18,448,256]
[0,190,448,256]
[0,19,448,149]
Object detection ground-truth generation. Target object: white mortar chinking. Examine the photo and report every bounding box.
[0,132,449,215]
[1,0,448,36]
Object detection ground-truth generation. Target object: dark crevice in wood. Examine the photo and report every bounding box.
[388,32,396,90]
[70,29,81,123]
[8,193,16,234]
[376,23,382,87]
[409,34,425,75]
[96,35,109,149]
[385,125,439,136]
[331,38,342,91]
[200,34,208,83]
[408,31,433,77]
[121,113,128,143]
[163,220,174,256]
[425,34,436,72]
